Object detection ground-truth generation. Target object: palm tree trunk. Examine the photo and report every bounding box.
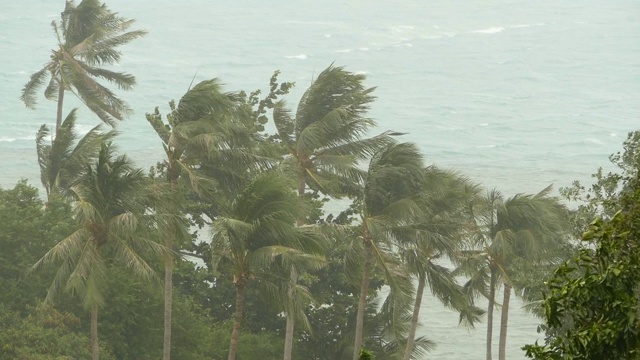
[353,239,373,360]
[403,276,426,360]
[91,304,99,360]
[228,281,247,360]
[163,257,173,360]
[283,174,307,360]
[486,267,497,360]
[56,84,64,132]
[498,283,511,360]
[283,268,298,360]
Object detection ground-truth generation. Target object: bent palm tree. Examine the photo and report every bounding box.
[400,168,484,360]
[211,171,324,360]
[21,0,146,130]
[459,186,569,360]
[351,142,426,360]
[273,64,395,360]
[32,143,169,360]
[36,108,116,201]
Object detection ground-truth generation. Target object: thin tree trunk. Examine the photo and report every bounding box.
[498,283,511,360]
[163,258,173,360]
[228,281,246,360]
[283,174,307,360]
[486,267,497,360]
[56,84,64,132]
[403,276,426,360]
[283,268,298,360]
[353,239,373,360]
[91,304,99,360]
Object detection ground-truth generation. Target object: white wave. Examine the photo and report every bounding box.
[391,25,416,33]
[324,34,331,38]
[393,43,413,47]
[285,54,307,60]
[610,132,617,137]
[354,71,368,75]
[336,49,353,53]
[472,27,505,34]
[510,23,545,29]
[479,123,489,126]
[477,144,496,148]
[585,138,604,145]
[0,136,32,142]
[7,71,26,75]
[421,35,443,40]
[358,47,370,51]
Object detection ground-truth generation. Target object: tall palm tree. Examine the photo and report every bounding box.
[273,64,395,360]
[351,142,426,360]
[400,167,484,360]
[32,143,169,360]
[146,77,278,360]
[36,108,116,201]
[210,171,324,360]
[21,0,146,131]
[459,186,569,360]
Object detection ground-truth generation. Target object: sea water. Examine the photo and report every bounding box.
[1,1,639,358]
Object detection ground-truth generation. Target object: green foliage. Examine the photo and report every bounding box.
[523,188,640,359]
[560,131,640,236]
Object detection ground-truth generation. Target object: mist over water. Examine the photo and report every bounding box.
[2,0,639,358]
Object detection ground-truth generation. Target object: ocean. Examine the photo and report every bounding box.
[1,0,639,358]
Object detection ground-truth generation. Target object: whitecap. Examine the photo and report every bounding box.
[0,138,16,143]
[336,49,353,53]
[472,27,505,34]
[358,47,370,51]
[285,54,307,60]
[585,138,604,145]
[393,43,413,48]
[477,144,497,148]
[7,71,26,75]
[510,23,546,29]
[354,71,368,75]
[479,123,489,126]
[324,34,331,38]
[610,133,617,137]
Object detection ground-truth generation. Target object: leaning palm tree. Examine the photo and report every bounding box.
[36,108,116,201]
[273,64,395,360]
[32,143,169,360]
[211,171,324,360]
[147,77,272,360]
[21,0,146,131]
[350,142,426,360]
[458,186,569,360]
[399,167,484,360]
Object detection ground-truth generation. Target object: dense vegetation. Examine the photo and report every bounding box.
[2,1,639,359]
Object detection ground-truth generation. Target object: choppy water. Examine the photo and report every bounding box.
[2,0,639,358]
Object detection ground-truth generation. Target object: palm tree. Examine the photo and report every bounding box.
[36,108,116,201]
[459,186,569,360]
[210,171,324,360]
[32,143,169,360]
[21,0,146,131]
[273,64,395,360]
[400,167,484,360]
[350,142,426,360]
[147,77,270,360]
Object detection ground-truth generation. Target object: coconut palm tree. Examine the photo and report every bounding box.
[350,142,426,360]
[21,0,146,131]
[210,171,324,360]
[146,77,286,360]
[32,143,169,360]
[458,186,569,360]
[36,108,116,201]
[273,64,395,360]
[399,167,484,360]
